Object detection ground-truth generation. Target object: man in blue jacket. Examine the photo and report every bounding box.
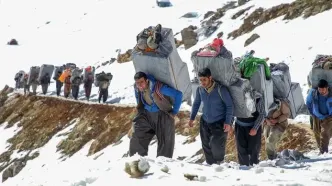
[306,79,332,154]
[129,71,183,158]
[189,68,234,165]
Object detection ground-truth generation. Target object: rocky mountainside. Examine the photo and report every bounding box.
[0,85,315,181]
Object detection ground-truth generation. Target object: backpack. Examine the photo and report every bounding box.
[41,74,50,84]
[72,77,81,86]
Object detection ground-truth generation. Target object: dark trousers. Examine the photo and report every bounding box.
[98,88,108,103]
[56,80,63,96]
[235,124,262,166]
[72,86,79,100]
[129,110,175,158]
[85,85,92,100]
[200,118,228,165]
[312,116,332,153]
[41,84,48,95]
[24,85,30,95]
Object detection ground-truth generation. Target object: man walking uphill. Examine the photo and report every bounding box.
[306,79,332,154]
[235,91,265,166]
[263,98,290,160]
[129,72,183,158]
[189,68,234,165]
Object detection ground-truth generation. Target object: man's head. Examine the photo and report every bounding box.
[198,68,213,88]
[134,72,148,91]
[249,50,255,55]
[318,79,329,96]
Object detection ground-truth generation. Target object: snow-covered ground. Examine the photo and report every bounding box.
[1,0,332,185]
[1,119,332,186]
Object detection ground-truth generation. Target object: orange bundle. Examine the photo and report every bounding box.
[58,69,71,83]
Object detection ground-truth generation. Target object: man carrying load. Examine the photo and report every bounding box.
[129,72,183,158]
[306,79,332,154]
[188,68,234,165]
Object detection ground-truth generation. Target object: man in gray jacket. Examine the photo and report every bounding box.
[235,92,265,166]
[189,68,234,165]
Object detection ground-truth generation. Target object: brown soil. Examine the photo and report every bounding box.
[0,86,315,167]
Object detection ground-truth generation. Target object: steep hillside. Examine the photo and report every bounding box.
[1,0,332,185]
[0,86,316,182]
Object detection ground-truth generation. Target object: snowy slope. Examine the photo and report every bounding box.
[1,0,330,110]
[1,0,332,185]
[1,118,332,186]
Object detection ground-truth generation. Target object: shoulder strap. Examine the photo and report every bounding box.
[216,83,224,102]
[154,81,166,101]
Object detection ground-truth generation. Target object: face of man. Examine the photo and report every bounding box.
[199,76,212,89]
[135,77,148,91]
[318,87,328,96]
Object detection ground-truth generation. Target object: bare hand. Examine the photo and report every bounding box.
[188,120,194,127]
[224,124,231,132]
[249,128,257,136]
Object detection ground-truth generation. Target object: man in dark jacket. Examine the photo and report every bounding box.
[189,68,233,165]
[40,73,51,95]
[129,71,183,158]
[306,79,332,154]
[71,76,82,100]
[98,80,109,103]
[84,73,94,101]
[53,71,63,96]
[235,91,265,166]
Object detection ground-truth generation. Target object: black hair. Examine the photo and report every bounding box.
[198,68,211,77]
[134,71,147,80]
[318,79,328,88]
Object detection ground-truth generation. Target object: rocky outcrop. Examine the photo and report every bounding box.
[244,33,260,46]
[228,0,332,39]
[175,38,183,48]
[2,161,25,182]
[0,85,14,107]
[7,39,18,45]
[181,26,198,49]
[100,58,116,67]
[238,0,249,6]
[203,11,215,19]
[204,1,238,25]
[2,151,39,182]
[181,12,198,18]
[117,49,132,63]
[231,5,254,19]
